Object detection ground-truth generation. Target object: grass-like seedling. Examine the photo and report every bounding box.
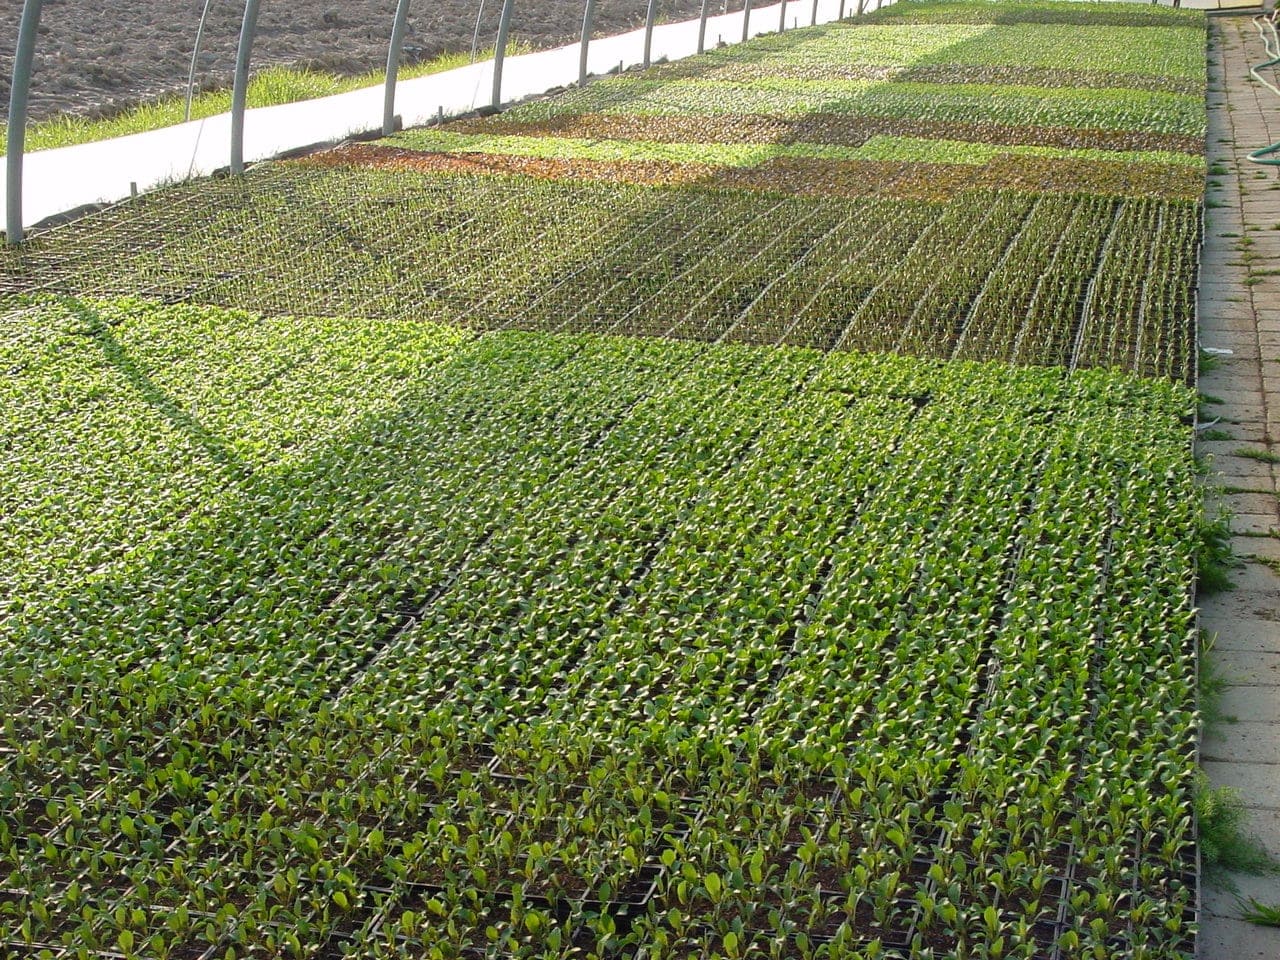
[1200,632,1239,729]
[1196,774,1280,879]
[1239,897,1280,926]
[1235,447,1280,465]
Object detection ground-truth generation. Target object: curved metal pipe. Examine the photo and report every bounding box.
[230,0,262,176]
[491,0,515,107]
[6,0,43,245]
[385,0,413,135]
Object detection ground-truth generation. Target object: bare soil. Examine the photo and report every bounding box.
[0,0,709,123]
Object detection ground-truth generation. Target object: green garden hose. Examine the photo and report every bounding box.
[1248,13,1280,166]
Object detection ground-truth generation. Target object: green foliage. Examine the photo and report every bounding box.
[1238,897,1280,926]
[1235,447,1280,465]
[1199,632,1239,729]
[0,296,1203,956]
[865,0,1207,29]
[391,128,1203,171]
[1199,348,1223,372]
[0,166,1202,382]
[0,2,1211,955]
[500,5,1206,138]
[1195,774,1279,876]
[1198,510,1239,594]
[507,73,1205,136]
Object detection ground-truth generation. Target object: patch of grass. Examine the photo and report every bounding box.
[1200,429,1233,441]
[1235,447,1280,465]
[1200,632,1239,729]
[1198,510,1240,594]
[0,41,533,155]
[1196,773,1280,879]
[1254,554,1280,577]
[1199,349,1222,373]
[1238,897,1280,927]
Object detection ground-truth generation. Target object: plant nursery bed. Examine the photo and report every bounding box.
[0,0,1206,383]
[0,310,1204,956]
[0,1,1210,956]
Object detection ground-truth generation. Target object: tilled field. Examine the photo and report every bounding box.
[0,0,706,122]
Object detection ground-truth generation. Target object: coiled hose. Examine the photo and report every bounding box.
[1248,11,1280,166]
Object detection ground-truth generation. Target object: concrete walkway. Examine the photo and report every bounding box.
[1197,14,1280,959]
[1,0,863,234]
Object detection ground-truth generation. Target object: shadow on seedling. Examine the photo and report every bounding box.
[65,298,247,474]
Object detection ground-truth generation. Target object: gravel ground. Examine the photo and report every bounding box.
[0,0,711,122]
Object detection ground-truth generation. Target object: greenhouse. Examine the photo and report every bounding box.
[0,1,1278,957]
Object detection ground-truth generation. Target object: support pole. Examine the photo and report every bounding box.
[742,0,753,42]
[384,0,413,134]
[579,0,596,84]
[186,0,216,123]
[470,0,488,61]
[778,0,787,33]
[230,0,262,176]
[492,0,515,107]
[697,0,711,53]
[643,0,659,67]
[6,0,42,245]
[810,0,819,26]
